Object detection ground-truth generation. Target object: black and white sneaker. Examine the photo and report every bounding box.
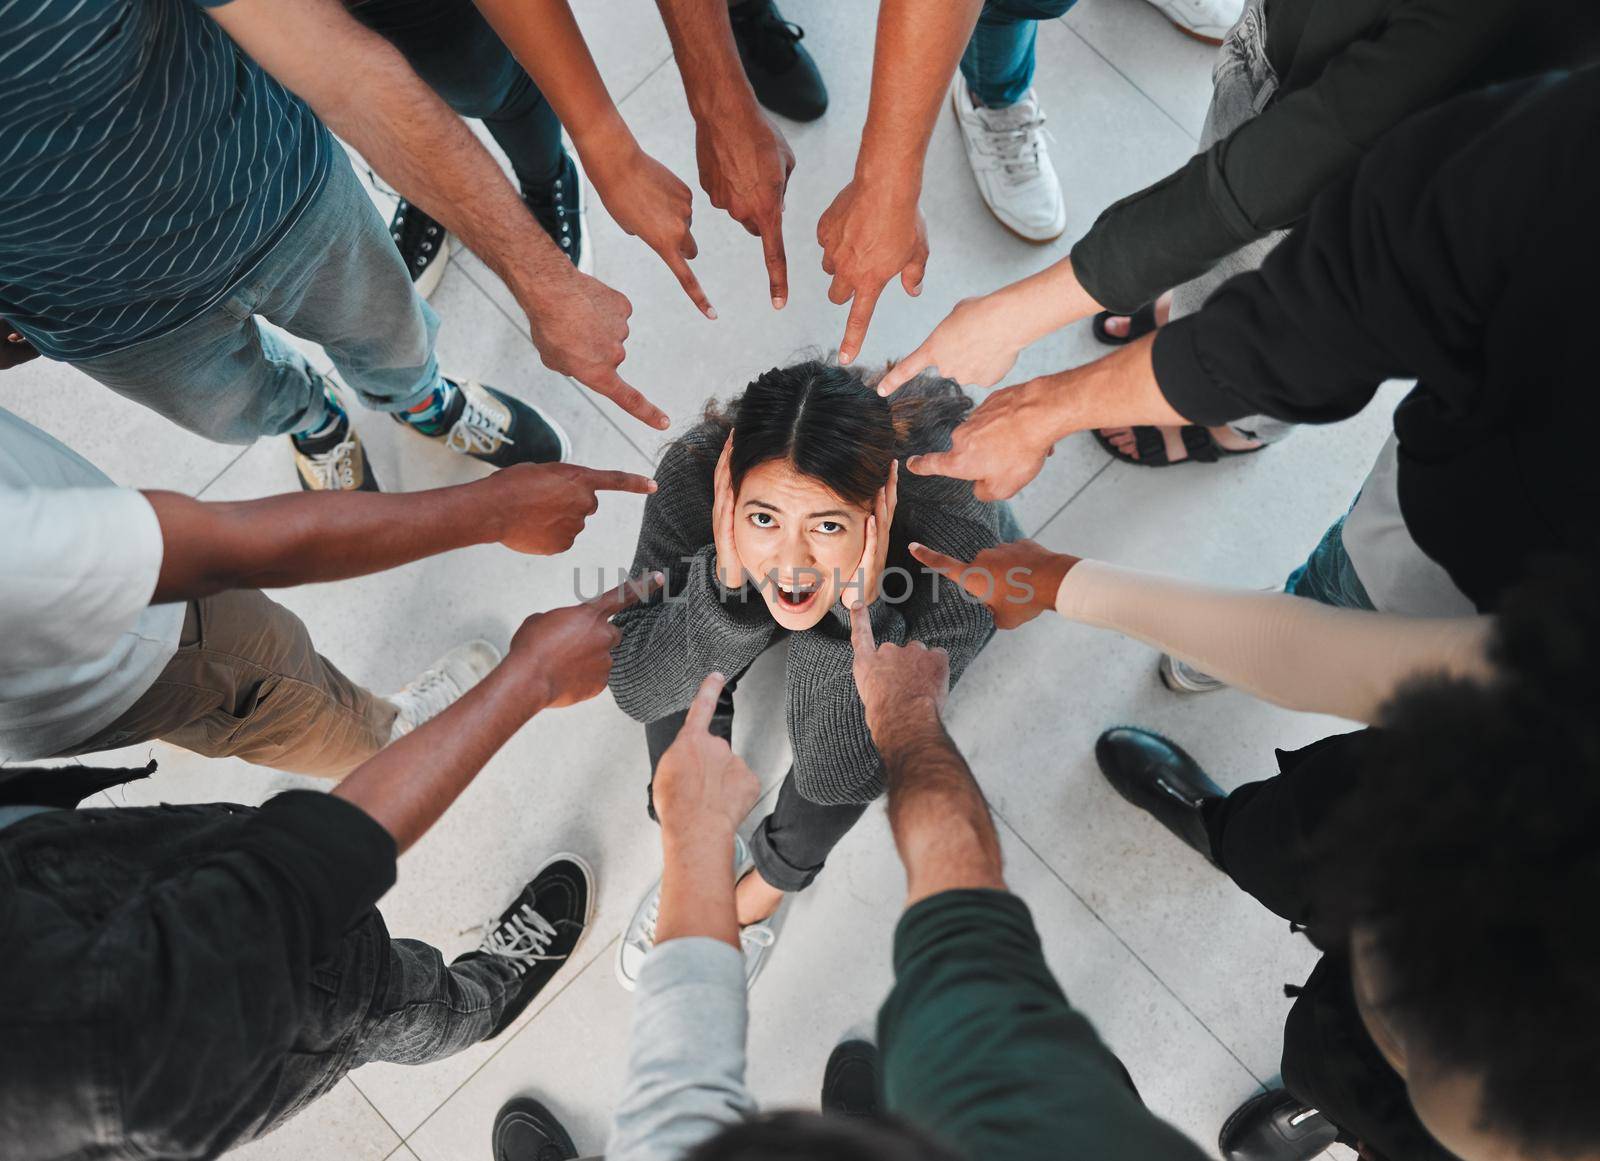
[523,150,592,275]
[291,413,380,492]
[391,198,451,299]
[398,378,571,468]
[468,853,595,1039]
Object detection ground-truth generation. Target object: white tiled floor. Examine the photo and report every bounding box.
[2,1,1401,1158]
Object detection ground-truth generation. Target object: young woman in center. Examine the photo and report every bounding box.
[609,359,1019,989]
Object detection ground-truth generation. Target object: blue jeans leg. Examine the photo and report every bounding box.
[961,0,1078,107]
[347,0,564,191]
[1283,512,1377,612]
[73,156,443,442]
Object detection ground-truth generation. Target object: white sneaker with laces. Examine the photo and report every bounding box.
[387,639,503,741]
[950,73,1066,243]
[1144,0,1243,44]
[617,835,768,991]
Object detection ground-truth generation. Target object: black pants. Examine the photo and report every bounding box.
[644,667,868,893]
[1202,732,1454,1161]
[345,0,564,192]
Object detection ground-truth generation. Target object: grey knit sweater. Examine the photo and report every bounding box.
[610,420,1006,806]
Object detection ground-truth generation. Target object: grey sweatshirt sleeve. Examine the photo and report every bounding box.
[610,432,778,724]
[608,938,756,1161]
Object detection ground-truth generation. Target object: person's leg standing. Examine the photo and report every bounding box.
[1281,510,1376,611]
[952,0,1076,242]
[58,589,398,777]
[345,0,590,282]
[746,771,869,894]
[345,0,563,193]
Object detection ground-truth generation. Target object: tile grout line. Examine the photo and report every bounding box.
[1024,457,1114,539]
[192,445,253,499]
[1060,20,1202,144]
[988,807,1271,1090]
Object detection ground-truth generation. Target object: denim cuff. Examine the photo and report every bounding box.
[747,812,822,893]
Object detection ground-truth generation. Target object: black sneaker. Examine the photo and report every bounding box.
[492,1096,579,1161]
[397,378,570,468]
[730,0,828,123]
[466,853,594,1039]
[390,198,450,298]
[821,1039,881,1119]
[523,150,590,274]
[291,412,380,492]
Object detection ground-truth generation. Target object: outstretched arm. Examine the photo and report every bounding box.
[912,540,1494,724]
[204,0,666,428]
[817,0,983,363]
[146,464,653,603]
[849,603,1003,904]
[608,673,762,1161]
[334,579,651,851]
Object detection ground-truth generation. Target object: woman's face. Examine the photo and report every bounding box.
[732,457,871,631]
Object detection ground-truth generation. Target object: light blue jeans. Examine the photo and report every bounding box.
[74,156,443,444]
[961,0,1080,108]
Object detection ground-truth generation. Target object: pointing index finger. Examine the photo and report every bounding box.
[588,570,663,616]
[849,600,875,659]
[570,466,658,495]
[683,671,727,734]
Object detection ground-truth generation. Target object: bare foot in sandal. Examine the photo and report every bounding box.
[1100,422,1264,464]
[1101,291,1173,340]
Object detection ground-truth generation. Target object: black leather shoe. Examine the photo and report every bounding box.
[1220,1087,1339,1161]
[1094,727,1224,865]
[730,0,828,122]
[821,1039,881,1119]
[493,1096,578,1161]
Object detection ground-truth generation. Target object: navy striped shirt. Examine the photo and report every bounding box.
[0,0,331,360]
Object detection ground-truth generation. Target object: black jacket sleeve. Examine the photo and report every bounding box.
[1070,0,1520,314]
[1151,72,1595,432]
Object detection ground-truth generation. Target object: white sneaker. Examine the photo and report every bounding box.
[1144,0,1243,45]
[387,639,502,741]
[616,835,772,991]
[1159,652,1227,694]
[950,73,1066,243]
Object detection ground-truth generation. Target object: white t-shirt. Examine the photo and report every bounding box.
[0,407,185,760]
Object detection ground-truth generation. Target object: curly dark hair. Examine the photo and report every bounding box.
[703,358,973,507]
[685,1110,965,1161]
[1315,557,1600,1157]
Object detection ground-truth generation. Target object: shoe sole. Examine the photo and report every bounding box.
[1166,17,1225,45]
[949,79,1068,244]
[1158,653,1225,694]
[414,235,451,300]
[566,147,595,277]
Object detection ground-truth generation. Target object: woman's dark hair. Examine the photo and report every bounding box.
[704,359,972,507]
[1313,557,1600,1157]
[685,1110,965,1161]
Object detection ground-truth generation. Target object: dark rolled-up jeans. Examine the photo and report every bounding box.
[345,0,564,192]
[644,668,868,894]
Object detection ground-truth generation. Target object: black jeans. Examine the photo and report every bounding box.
[1202,733,1454,1161]
[644,667,869,893]
[267,914,524,1138]
[345,0,564,192]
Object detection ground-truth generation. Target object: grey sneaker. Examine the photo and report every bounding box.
[1159,652,1227,694]
[617,835,772,991]
[388,639,503,741]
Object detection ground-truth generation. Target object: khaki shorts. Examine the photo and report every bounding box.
[63,588,396,778]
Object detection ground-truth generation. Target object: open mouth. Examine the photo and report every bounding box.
[772,579,822,614]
